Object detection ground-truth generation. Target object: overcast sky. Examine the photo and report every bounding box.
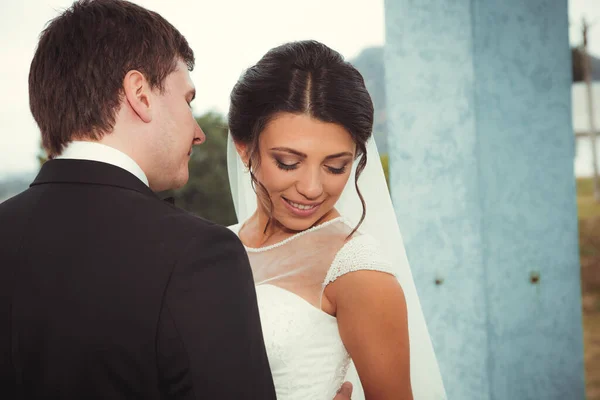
[0,0,598,178]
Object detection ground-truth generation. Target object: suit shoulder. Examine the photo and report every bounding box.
[156,207,242,247]
[188,220,245,252]
[169,221,250,282]
[0,187,39,217]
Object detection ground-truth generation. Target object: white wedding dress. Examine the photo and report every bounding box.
[229,217,394,400]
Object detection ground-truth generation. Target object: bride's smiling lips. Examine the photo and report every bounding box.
[281,196,323,217]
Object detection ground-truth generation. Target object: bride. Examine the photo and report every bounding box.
[226,40,446,400]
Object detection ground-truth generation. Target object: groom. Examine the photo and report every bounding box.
[0,1,356,399]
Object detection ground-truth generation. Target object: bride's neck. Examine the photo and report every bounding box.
[243,207,294,248]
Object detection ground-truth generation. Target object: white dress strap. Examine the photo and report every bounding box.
[323,234,395,286]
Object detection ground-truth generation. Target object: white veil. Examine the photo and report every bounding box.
[227,134,447,400]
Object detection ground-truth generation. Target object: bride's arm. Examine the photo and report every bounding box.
[324,270,413,400]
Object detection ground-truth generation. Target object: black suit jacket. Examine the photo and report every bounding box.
[0,159,276,399]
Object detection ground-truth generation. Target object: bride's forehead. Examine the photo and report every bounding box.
[259,116,355,152]
[267,113,347,134]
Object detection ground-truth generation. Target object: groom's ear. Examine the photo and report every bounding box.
[123,70,152,123]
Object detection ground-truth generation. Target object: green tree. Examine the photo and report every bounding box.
[170,111,237,226]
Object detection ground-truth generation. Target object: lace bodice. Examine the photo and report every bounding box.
[229,217,394,400]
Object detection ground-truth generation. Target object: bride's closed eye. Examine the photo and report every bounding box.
[275,159,299,171]
[274,157,349,175]
[326,164,348,175]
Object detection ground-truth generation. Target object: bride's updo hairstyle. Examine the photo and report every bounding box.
[228,40,374,235]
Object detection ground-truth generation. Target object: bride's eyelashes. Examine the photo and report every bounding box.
[275,159,299,171]
[273,157,349,175]
[326,165,347,175]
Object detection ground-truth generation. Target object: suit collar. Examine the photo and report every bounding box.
[31,159,157,199]
[55,141,149,186]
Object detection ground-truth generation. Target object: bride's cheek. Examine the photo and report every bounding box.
[332,177,350,197]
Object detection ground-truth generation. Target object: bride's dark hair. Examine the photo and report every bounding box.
[228,40,374,235]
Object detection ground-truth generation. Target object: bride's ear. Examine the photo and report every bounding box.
[234,140,250,168]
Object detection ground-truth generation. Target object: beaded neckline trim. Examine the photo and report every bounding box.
[241,216,346,253]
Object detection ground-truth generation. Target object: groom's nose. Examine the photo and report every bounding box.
[193,123,206,145]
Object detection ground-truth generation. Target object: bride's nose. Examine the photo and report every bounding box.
[296,168,323,200]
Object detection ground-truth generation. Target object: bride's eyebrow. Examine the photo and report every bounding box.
[269,147,353,160]
[269,147,306,157]
[324,152,353,160]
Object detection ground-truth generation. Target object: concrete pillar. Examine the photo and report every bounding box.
[384,0,585,398]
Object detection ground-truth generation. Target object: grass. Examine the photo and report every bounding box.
[578,177,600,400]
[585,312,600,400]
[577,179,600,219]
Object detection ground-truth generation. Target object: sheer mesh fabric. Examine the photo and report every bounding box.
[240,217,394,312]
[243,217,352,311]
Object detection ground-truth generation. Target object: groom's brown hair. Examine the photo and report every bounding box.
[29,0,194,158]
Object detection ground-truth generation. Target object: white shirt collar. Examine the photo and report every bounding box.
[55,141,149,186]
